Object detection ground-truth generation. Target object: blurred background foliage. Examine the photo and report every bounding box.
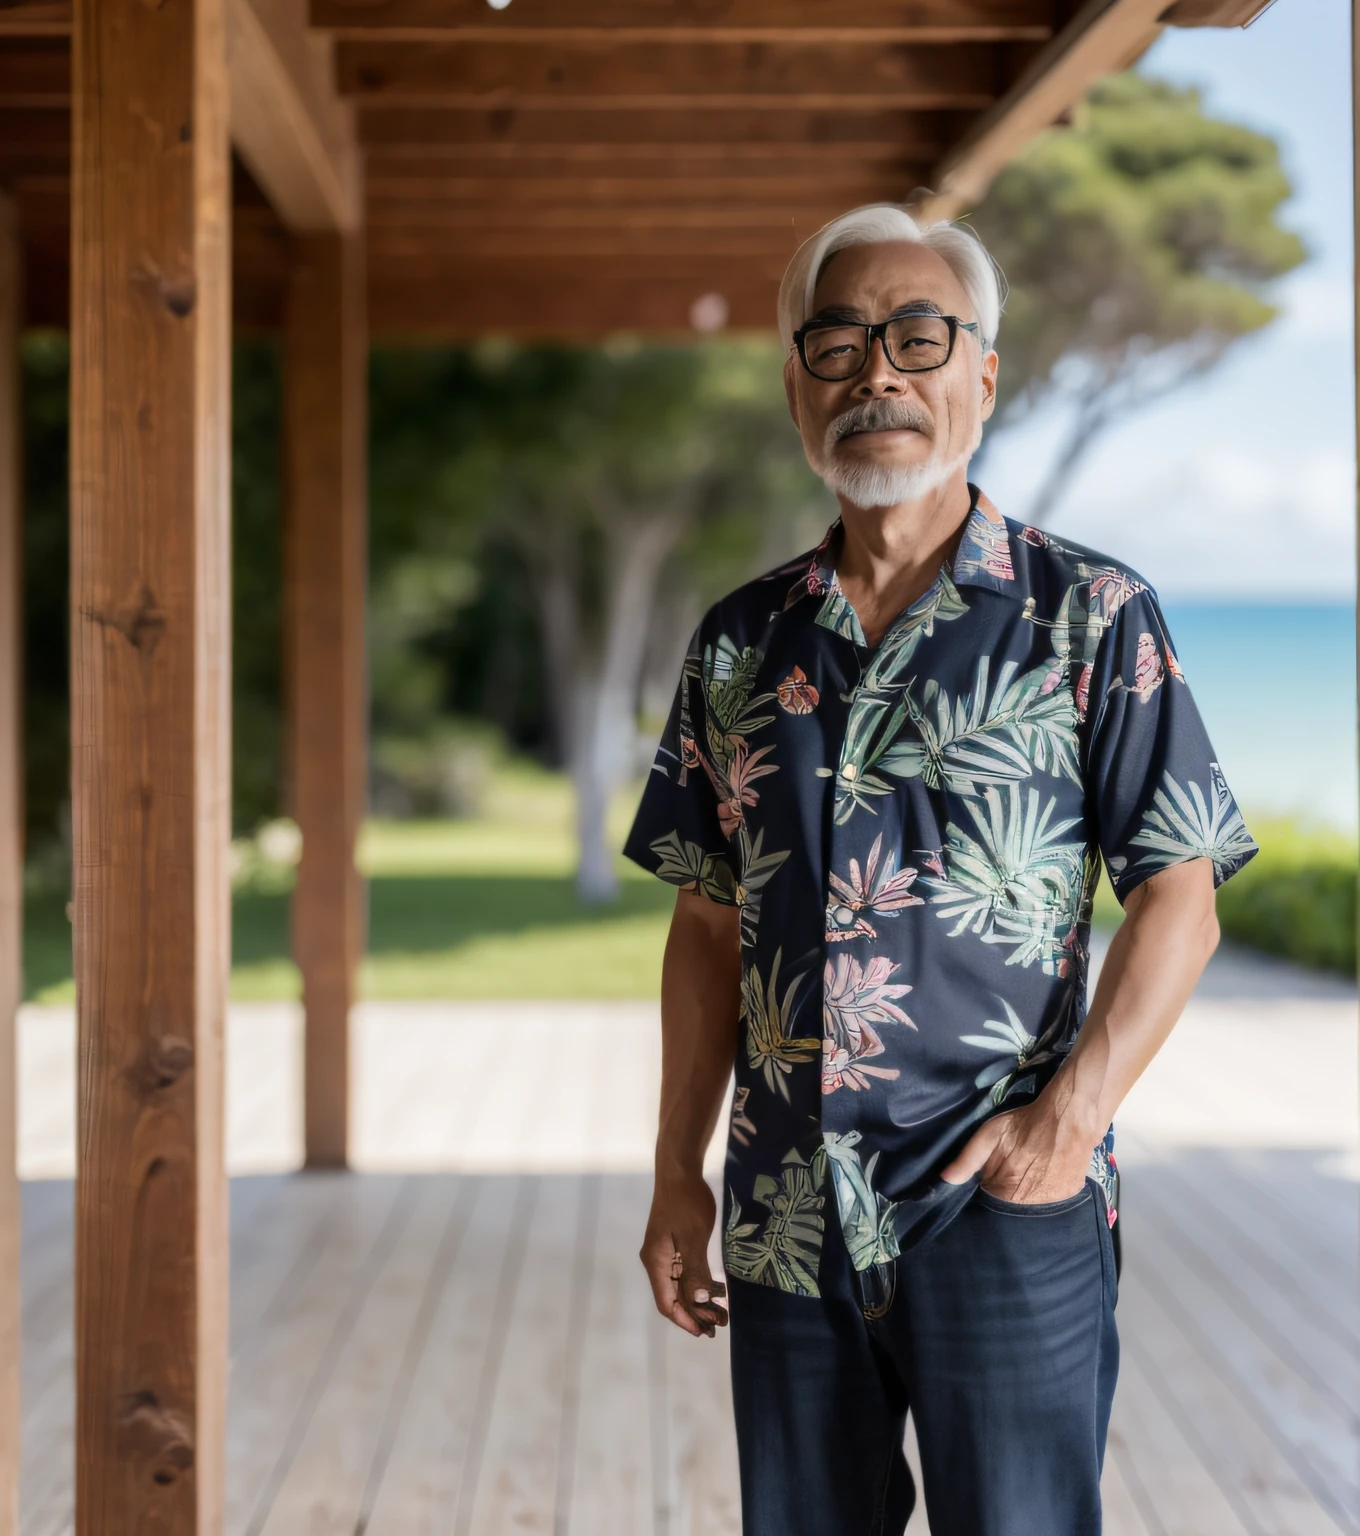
[16,72,1351,991]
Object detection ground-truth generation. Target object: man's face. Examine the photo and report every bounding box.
[784,240,999,508]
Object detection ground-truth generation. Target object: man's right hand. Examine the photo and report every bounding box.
[640,1174,729,1338]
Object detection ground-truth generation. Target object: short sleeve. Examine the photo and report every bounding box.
[623,624,739,905]
[1084,584,1258,905]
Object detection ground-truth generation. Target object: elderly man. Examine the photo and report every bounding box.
[624,205,1257,1536]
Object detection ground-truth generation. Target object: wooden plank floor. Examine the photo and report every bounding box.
[18,1151,1359,1535]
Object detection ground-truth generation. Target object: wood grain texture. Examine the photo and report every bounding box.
[226,0,361,233]
[310,0,1060,43]
[284,230,367,1169]
[923,0,1166,217]
[17,1153,1360,1534]
[69,0,232,1530]
[0,5,69,39]
[366,173,926,207]
[334,38,1017,111]
[0,190,21,1536]
[355,104,976,151]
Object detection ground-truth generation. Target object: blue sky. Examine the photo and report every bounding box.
[981,0,1355,600]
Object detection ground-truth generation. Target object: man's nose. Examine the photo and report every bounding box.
[853,334,906,396]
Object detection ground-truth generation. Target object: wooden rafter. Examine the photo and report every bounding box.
[0,40,67,107]
[0,1,67,37]
[366,174,928,206]
[334,38,1024,111]
[310,0,1063,43]
[921,0,1170,217]
[227,0,362,231]
[356,105,975,150]
[1160,0,1277,22]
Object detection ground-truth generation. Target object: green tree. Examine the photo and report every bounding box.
[970,72,1306,522]
[393,341,817,900]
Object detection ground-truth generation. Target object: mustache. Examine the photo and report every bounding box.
[829,397,934,443]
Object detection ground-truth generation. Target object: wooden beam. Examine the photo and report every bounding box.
[370,202,876,231]
[0,105,66,150]
[367,227,816,260]
[285,231,367,1169]
[357,105,976,151]
[336,38,1017,111]
[366,173,927,207]
[70,0,231,1529]
[920,0,1167,217]
[0,40,68,107]
[311,0,1059,43]
[227,0,361,231]
[363,146,929,176]
[1159,0,1277,22]
[370,270,780,338]
[0,2,69,38]
[0,191,21,1536]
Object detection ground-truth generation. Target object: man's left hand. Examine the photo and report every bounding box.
[940,1097,1093,1204]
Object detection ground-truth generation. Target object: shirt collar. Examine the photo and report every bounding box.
[783,484,1017,615]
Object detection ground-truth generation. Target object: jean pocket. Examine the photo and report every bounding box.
[974,1181,1094,1218]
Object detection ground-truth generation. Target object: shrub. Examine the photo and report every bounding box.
[1214,819,1356,975]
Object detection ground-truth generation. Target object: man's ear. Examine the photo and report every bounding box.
[979,350,999,421]
[783,352,801,430]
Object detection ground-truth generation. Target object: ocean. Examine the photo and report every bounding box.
[1160,601,1357,834]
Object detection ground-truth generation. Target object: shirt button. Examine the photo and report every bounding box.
[842,763,857,780]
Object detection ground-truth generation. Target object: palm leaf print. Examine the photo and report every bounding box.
[826,832,923,942]
[736,826,791,948]
[723,1147,826,1297]
[647,831,737,904]
[831,573,971,825]
[959,998,1066,1110]
[741,948,820,1100]
[880,655,1081,794]
[703,635,776,756]
[1128,764,1258,881]
[822,1131,902,1271]
[927,784,1085,972]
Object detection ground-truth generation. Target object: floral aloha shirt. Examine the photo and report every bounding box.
[624,486,1258,1299]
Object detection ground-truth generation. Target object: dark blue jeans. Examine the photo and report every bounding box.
[728,1178,1119,1536]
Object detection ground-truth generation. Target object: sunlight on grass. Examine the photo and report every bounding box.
[25,775,1355,1004]
[235,775,668,1001]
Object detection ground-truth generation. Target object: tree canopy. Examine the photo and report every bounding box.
[970,71,1305,518]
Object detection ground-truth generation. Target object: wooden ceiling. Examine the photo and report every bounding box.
[0,0,1277,338]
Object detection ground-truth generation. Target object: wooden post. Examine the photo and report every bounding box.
[284,231,367,1169]
[0,191,22,1536]
[70,0,231,1529]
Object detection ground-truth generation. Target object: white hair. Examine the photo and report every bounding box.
[776,203,1004,352]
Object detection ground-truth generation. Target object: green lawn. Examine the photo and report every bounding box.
[21,767,1357,1002]
[23,766,678,1004]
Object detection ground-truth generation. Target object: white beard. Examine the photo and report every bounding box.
[816,443,969,511]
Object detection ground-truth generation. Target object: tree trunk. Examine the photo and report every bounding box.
[570,508,685,902]
[523,506,685,903]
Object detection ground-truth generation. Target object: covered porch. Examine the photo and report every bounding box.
[0,1,1348,1532]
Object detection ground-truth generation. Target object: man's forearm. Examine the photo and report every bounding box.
[1046,857,1220,1148]
[655,891,742,1181]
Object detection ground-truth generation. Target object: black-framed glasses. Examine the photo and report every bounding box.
[792,312,980,382]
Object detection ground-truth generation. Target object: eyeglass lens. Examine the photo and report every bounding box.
[803,314,953,380]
